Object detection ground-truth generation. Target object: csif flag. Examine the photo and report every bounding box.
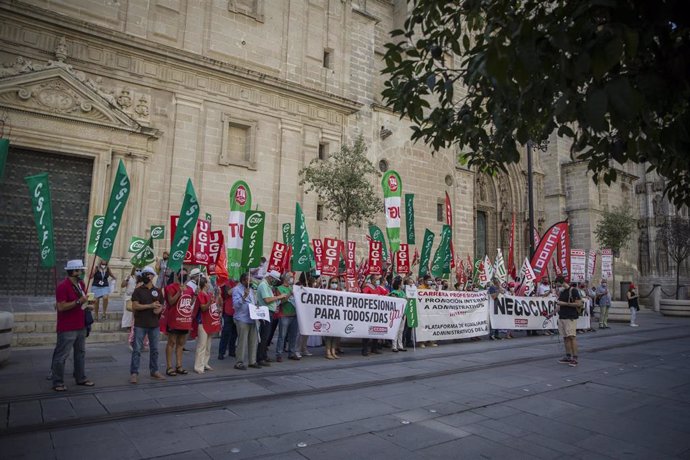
[169,179,200,272]
[25,172,55,268]
[95,160,130,261]
[130,237,154,268]
[227,180,252,279]
[381,170,402,253]
[87,215,105,255]
[241,210,265,269]
[405,193,415,245]
[292,203,313,272]
[418,229,435,278]
[430,225,451,278]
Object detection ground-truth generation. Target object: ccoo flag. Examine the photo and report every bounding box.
[95,160,130,261]
[169,179,200,272]
[25,172,56,268]
[381,170,402,253]
[227,180,252,279]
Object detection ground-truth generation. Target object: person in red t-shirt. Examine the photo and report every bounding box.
[51,259,95,392]
[361,274,388,356]
[217,280,238,360]
[164,268,202,376]
[193,278,216,374]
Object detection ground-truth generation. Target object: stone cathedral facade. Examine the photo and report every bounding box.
[0,0,687,302]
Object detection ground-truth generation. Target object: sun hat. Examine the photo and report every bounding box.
[64,259,86,270]
[189,268,203,278]
[141,266,156,276]
[266,270,281,281]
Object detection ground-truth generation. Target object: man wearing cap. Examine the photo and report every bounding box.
[51,260,95,392]
[256,269,289,366]
[129,266,166,384]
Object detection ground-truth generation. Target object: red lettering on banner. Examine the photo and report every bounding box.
[389,207,400,219]
[322,238,340,277]
[396,243,410,274]
[268,242,287,273]
[369,240,382,275]
[228,222,244,239]
[312,239,323,271]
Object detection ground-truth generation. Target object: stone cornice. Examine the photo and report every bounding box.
[0,1,362,117]
[562,159,639,182]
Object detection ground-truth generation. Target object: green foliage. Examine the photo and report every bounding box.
[299,136,382,241]
[594,207,636,255]
[382,0,690,208]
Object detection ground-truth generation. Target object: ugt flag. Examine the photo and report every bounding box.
[227,180,252,279]
[381,170,402,254]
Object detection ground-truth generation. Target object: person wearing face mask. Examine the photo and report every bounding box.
[129,266,166,383]
[275,273,300,362]
[596,279,611,329]
[121,267,142,350]
[232,272,259,370]
[51,259,95,392]
[361,274,388,356]
[256,270,289,366]
[89,258,116,321]
[389,276,408,352]
[217,279,238,361]
[322,277,342,360]
[164,268,201,376]
[194,277,220,374]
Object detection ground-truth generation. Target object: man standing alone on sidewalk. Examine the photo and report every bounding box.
[556,277,583,367]
[129,266,166,383]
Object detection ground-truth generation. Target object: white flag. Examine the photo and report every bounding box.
[519,257,537,294]
[483,254,495,284]
[494,248,507,284]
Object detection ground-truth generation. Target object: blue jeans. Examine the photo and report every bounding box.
[51,328,87,386]
[218,313,237,358]
[276,315,299,357]
[130,326,160,375]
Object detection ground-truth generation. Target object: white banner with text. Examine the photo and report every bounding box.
[490,295,591,330]
[414,290,489,341]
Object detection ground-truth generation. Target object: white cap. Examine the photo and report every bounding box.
[189,268,203,278]
[65,259,86,270]
[141,266,156,276]
[266,270,281,281]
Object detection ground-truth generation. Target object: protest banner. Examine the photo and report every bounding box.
[268,242,288,273]
[227,180,252,279]
[489,294,591,330]
[396,243,410,274]
[570,249,586,282]
[95,160,130,262]
[312,239,324,272]
[249,304,270,322]
[25,172,55,268]
[405,193,415,244]
[414,290,489,341]
[322,237,340,277]
[87,215,105,254]
[601,249,613,279]
[382,170,402,253]
[292,285,406,339]
[241,210,265,269]
[368,240,383,275]
[193,219,210,265]
[169,179,199,272]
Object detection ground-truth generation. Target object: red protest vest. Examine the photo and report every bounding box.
[202,296,222,335]
[167,285,196,331]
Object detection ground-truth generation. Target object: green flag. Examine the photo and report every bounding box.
[405,193,415,245]
[368,224,389,262]
[95,160,130,261]
[169,179,200,272]
[150,225,165,240]
[128,236,146,253]
[0,138,8,183]
[292,203,312,271]
[405,298,418,328]
[130,237,155,268]
[241,210,265,269]
[431,225,451,278]
[381,170,402,254]
[473,258,481,282]
[25,172,55,268]
[227,180,252,279]
[282,223,291,245]
[418,229,435,278]
[87,215,105,254]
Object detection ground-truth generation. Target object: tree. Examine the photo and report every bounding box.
[659,217,690,299]
[382,0,690,208]
[594,206,636,297]
[299,136,382,242]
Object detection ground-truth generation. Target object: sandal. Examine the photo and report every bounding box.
[166,367,177,376]
[53,384,67,392]
[175,367,188,375]
[76,380,95,387]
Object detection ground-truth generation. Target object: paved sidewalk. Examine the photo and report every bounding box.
[1,312,690,459]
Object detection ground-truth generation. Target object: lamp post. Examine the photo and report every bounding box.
[527,139,549,260]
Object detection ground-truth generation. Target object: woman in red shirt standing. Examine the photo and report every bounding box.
[194,278,220,373]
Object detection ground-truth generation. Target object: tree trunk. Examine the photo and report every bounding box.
[344,218,349,245]
[677,264,680,300]
[612,256,616,301]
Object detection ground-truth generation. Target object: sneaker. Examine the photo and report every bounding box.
[630,323,639,327]
[129,374,138,384]
[568,359,578,367]
[419,343,426,348]
[276,356,283,362]
[295,352,302,359]
[234,363,247,370]
[288,355,301,360]
[558,357,573,364]
[431,342,439,347]
[301,350,313,357]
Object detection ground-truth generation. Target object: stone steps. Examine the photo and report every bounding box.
[9,311,131,347]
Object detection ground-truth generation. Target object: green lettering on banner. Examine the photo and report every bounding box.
[24,172,55,268]
[87,215,105,254]
[292,203,313,271]
[169,179,199,272]
[241,210,265,269]
[405,193,415,245]
[95,160,130,261]
[418,229,435,277]
[282,223,291,245]
[150,225,165,240]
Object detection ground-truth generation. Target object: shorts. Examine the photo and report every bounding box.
[167,328,189,335]
[558,318,577,338]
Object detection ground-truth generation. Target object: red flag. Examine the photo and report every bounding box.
[345,241,356,277]
[445,192,456,268]
[530,221,568,279]
[396,243,410,274]
[312,239,323,272]
[508,213,516,279]
[268,241,288,273]
[368,240,383,275]
[552,258,562,276]
[533,227,541,250]
[411,247,420,266]
[557,227,571,282]
[193,219,211,265]
[322,238,340,277]
[207,230,223,275]
[213,232,229,286]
